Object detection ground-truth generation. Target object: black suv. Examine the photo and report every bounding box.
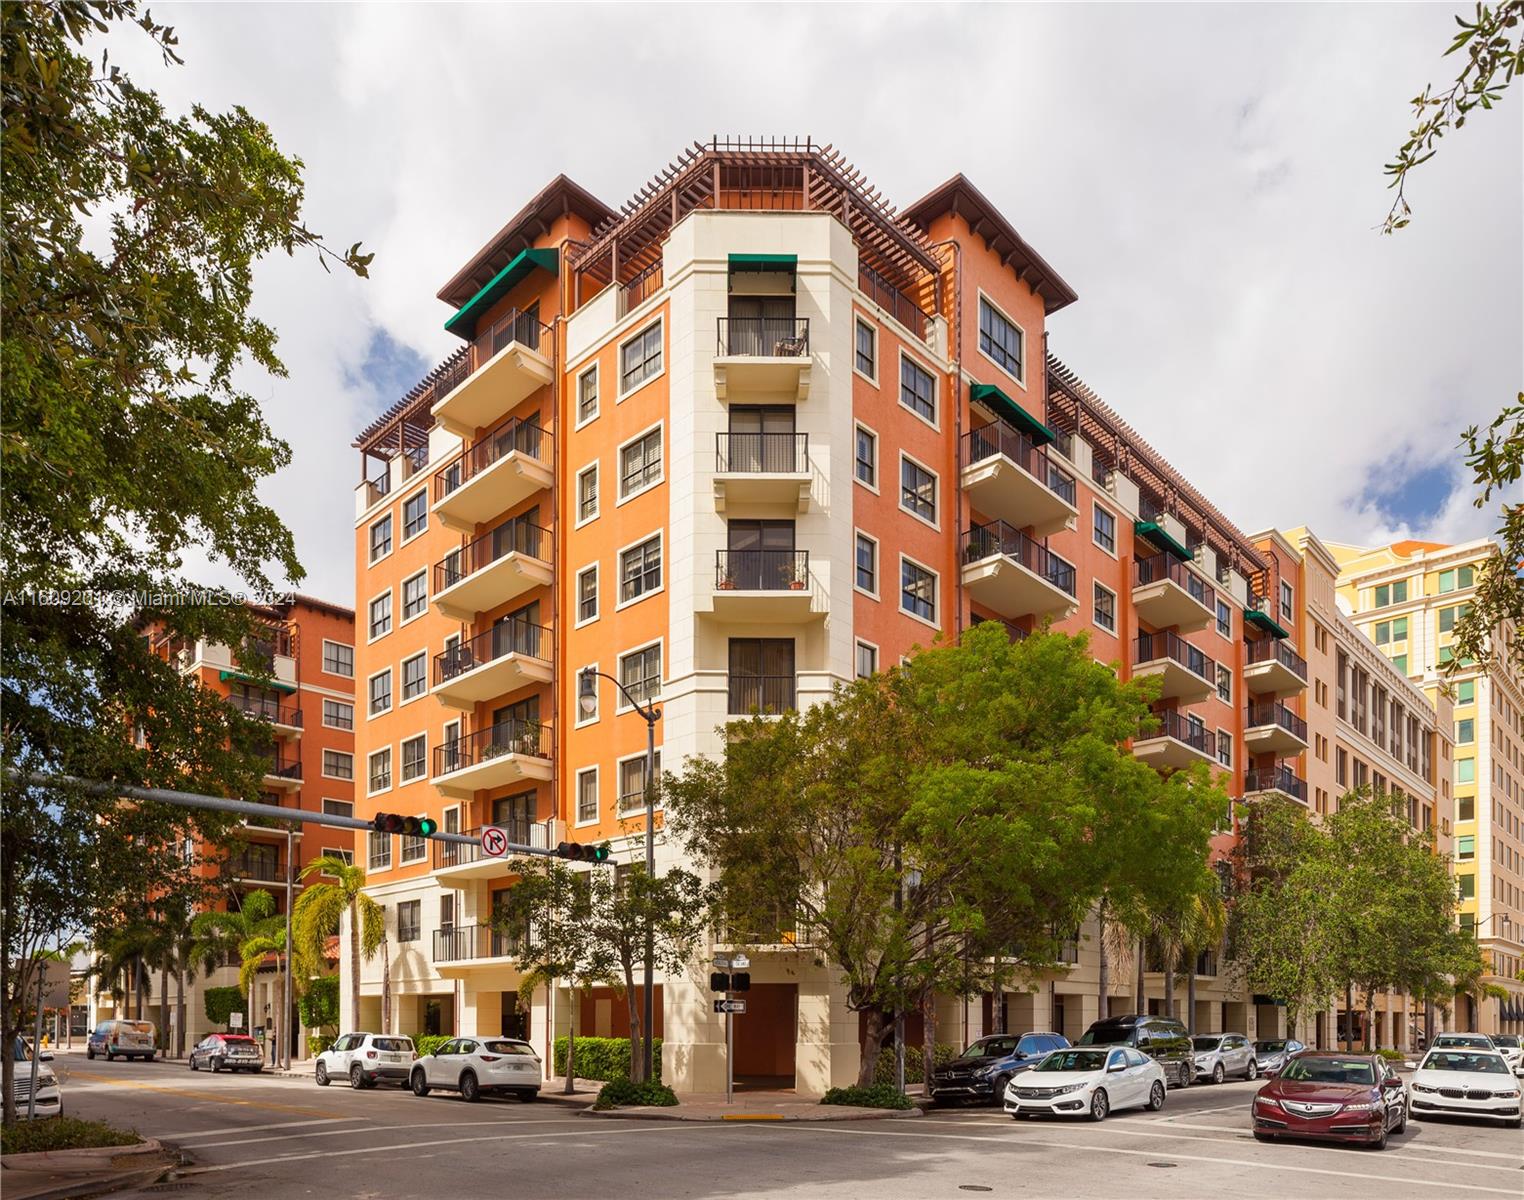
[927,1031,1070,1105]
[1078,1015,1194,1087]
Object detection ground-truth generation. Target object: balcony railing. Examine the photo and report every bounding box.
[728,674,797,716]
[1245,636,1309,681]
[715,549,809,591]
[435,415,548,501]
[1246,701,1308,742]
[433,822,551,870]
[434,620,551,685]
[961,422,1076,506]
[1135,552,1210,608]
[715,432,808,474]
[1135,630,1216,681]
[1245,764,1308,803]
[435,520,549,591]
[230,696,302,728]
[858,262,932,338]
[470,308,552,372]
[618,262,663,317]
[223,854,283,883]
[1143,709,1214,755]
[716,317,809,358]
[264,755,302,781]
[971,615,1028,643]
[433,719,547,777]
[431,924,533,964]
[962,522,1078,597]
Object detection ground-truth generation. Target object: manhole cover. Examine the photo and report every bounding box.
[1147,1162,1179,1169]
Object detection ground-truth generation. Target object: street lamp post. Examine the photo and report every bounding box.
[579,667,660,1084]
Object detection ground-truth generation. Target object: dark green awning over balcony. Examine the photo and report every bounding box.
[728,253,797,269]
[444,248,559,341]
[219,669,297,693]
[1134,519,1193,563]
[969,382,1055,446]
[1244,607,1290,640]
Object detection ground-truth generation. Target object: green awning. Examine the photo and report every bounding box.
[219,670,297,694]
[1135,520,1193,563]
[444,248,559,341]
[1244,608,1290,640]
[969,382,1056,446]
[728,253,797,269]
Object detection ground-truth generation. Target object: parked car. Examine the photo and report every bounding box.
[409,1037,541,1103]
[314,1033,415,1088]
[1004,1046,1167,1121]
[1078,1015,1194,1088]
[10,1036,61,1119]
[189,1033,262,1073]
[1253,1038,1306,1075]
[1483,1033,1523,1075]
[85,1019,156,1062]
[1251,1052,1406,1149]
[926,1032,1070,1105]
[1192,1033,1258,1083]
[1405,1048,1522,1127]
[1430,1032,1497,1052]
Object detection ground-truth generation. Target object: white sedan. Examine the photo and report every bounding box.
[409,1036,542,1103]
[1406,1048,1522,1128]
[1004,1046,1167,1121]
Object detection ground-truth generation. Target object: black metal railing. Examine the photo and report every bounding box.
[436,415,548,501]
[714,549,809,591]
[1245,637,1309,681]
[433,822,551,870]
[961,421,1076,506]
[431,924,533,964]
[1141,709,1214,755]
[263,754,302,782]
[727,674,797,716]
[434,621,551,686]
[223,853,283,883]
[432,719,548,777]
[1246,702,1309,742]
[1134,630,1216,681]
[962,521,1078,597]
[858,263,932,337]
[230,696,302,728]
[1245,764,1308,803]
[716,317,809,357]
[1135,552,1211,609]
[970,615,1029,643]
[715,432,808,474]
[435,520,550,591]
[618,262,663,317]
[470,308,553,373]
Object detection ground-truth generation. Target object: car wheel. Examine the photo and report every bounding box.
[86,1047,94,1061]
[189,1057,198,1071]
[1211,1062,1225,1085]
[518,1090,537,1103]
[1147,1080,1166,1111]
[1392,1104,1406,1136]
[349,1064,364,1089]
[411,1069,430,1097]
[459,1071,480,1103]
[1370,1118,1388,1150]
[1176,1063,1190,1088]
[1245,1059,1258,1081]
[315,1062,329,1087]
[1089,1089,1109,1121]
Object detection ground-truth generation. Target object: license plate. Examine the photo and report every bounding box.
[383,1053,402,1063]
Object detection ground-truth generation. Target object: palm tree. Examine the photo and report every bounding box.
[1168,891,1228,1035]
[291,856,385,1032]
[92,919,157,1022]
[190,889,285,1032]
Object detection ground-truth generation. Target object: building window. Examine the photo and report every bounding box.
[1217,664,1232,703]
[1458,794,1474,821]
[978,296,1024,379]
[368,592,392,640]
[619,426,663,498]
[1217,730,1232,768]
[618,644,662,709]
[322,699,353,730]
[1439,603,1470,632]
[900,557,937,624]
[397,899,421,940]
[619,535,662,605]
[1093,506,1116,554]
[577,463,599,523]
[618,751,662,813]
[402,654,426,701]
[854,425,877,488]
[577,768,599,824]
[368,670,392,717]
[728,638,795,715]
[367,831,391,872]
[1391,654,1408,674]
[854,319,876,378]
[1279,580,1293,622]
[322,798,353,819]
[1374,580,1408,607]
[855,533,878,594]
[1457,718,1475,744]
[900,455,937,524]
[402,489,428,540]
[1457,834,1475,860]
[578,364,599,424]
[899,355,936,424]
[1335,747,1347,787]
[1093,582,1116,633]
[1216,599,1231,637]
[856,641,878,679]
[321,847,355,867]
[1457,680,1475,704]
[322,640,354,677]
[401,571,427,621]
[1457,757,1475,784]
[369,514,392,562]
[577,565,598,624]
[368,748,392,793]
[1458,874,1475,900]
[620,321,663,392]
[323,750,353,781]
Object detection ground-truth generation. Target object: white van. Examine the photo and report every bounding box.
[86,1019,157,1061]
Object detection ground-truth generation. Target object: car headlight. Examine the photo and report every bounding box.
[37,1070,56,1087]
[1411,1083,1437,1093]
[974,1064,999,1077]
[1255,1096,1281,1110]
[1496,1089,1521,1099]
[1052,1083,1087,1096]
[1340,1101,1379,1112]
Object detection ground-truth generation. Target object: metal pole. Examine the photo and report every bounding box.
[27,963,46,1120]
[643,711,656,1085]
[283,827,294,1072]
[893,843,904,1095]
[725,991,734,1106]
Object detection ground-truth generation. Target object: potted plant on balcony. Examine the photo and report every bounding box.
[717,566,738,591]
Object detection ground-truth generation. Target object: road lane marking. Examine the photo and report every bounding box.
[62,1071,347,1119]
[186,1119,591,1149]
[162,1118,366,1140]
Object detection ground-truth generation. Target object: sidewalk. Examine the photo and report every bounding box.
[1,1140,176,1200]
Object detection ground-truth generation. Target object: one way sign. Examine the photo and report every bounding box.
[713,999,747,1014]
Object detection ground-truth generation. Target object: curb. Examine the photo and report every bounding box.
[1,1140,174,1200]
[578,1104,921,1123]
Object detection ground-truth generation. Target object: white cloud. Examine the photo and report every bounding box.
[109,3,1521,600]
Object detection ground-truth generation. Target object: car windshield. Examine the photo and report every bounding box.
[1490,1036,1520,1049]
[1254,1040,1287,1053]
[1036,1049,1109,1073]
[1434,1035,1492,1049]
[1191,1037,1222,1051]
[483,1040,535,1057]
[1279,1057,1375,1085]
[1077,1026,1131,1046]
[960,1037,1017,1058]
[223,1036,255,1045]
[373,1037,412,1052]
[1423,1051,1508,1074]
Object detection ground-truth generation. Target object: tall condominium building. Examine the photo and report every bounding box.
[94,597,357,1055]
[1332,538,1524,1038]
[346,139,1437,1092]
[1257,528,1454,1049]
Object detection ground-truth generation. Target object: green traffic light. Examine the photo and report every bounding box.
[418,816,438,837]
[588,842,611,863]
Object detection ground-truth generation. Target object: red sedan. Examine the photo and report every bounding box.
[1251,1052,1407,1149]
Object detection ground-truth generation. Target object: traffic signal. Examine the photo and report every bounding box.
[554,840,612,863]
[709,971,751,992]
[731,972,751,993]
[371,813,438,837]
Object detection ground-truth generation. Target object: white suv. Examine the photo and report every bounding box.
[409,1036,541,1103]
[314,1033,415,1089]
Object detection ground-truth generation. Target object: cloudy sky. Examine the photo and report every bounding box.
[113,3,1522,606]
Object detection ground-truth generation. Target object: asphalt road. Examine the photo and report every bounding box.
[54,1052,1524,1200]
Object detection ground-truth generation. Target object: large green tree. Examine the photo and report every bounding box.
[0,0,365,1121]
[663,622,1226,1086]
[292,856,385,1033]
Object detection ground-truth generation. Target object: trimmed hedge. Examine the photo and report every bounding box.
[553,1036,663,1082]
[873,1043,960,1086]
[2,1117,141,1156]
[307,1035,335,1058]
[412,1035,452,1058]
[203,986,243,1026]
[822,1084,913,1110]
[299,976,339,1031]
[592,1078,678,1110]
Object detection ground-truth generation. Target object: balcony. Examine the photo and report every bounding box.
[431,310,555,438]
[430,720,552,799]
[959,422,1078,538]
[1132,709,1217,771]
[432,822,553,882]
[1133,553,1214,633]
[221,852,287,885]
[1243,764,1308,805]
[1133,631,1216,703]
[262,755,303,792]
[713,432,810,512]
[727,674,797,717]
[859,263,932,341]
[230,696,303,739]
[1244,701,1310,756]
[704,549,816,622]
[713,317,811,401]
[431,924,534,976]
[432,521,552,622]
[431,621,552,711]
[432,416,553,534]
[961,522,1078,621]
[1244,637,1309,696]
